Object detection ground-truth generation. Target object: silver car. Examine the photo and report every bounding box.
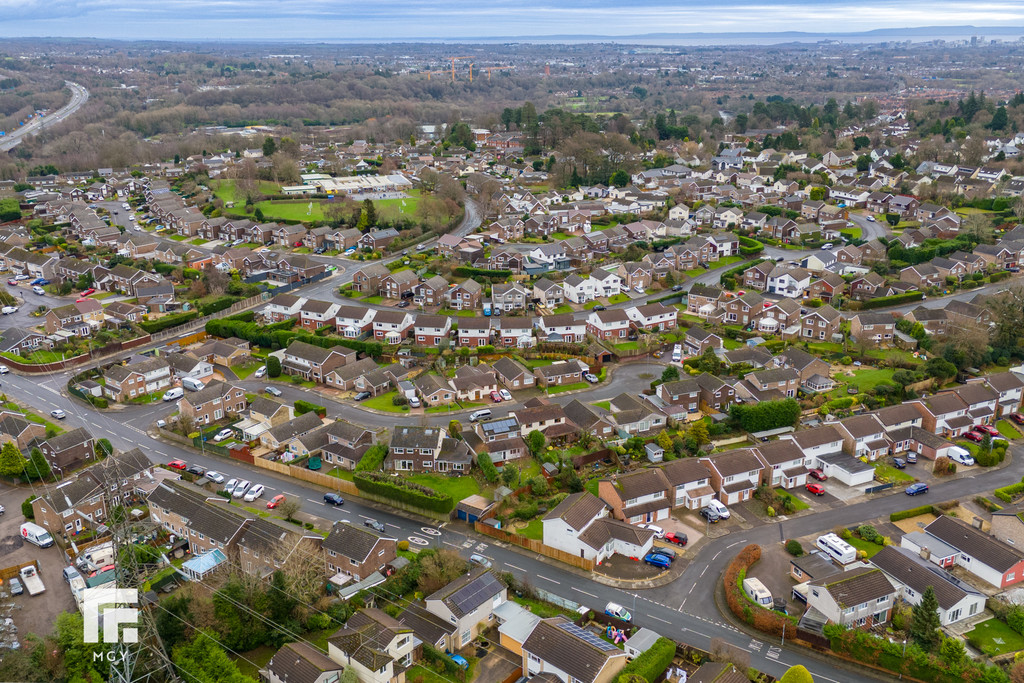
[232,480,251,498]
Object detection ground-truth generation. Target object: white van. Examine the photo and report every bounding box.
[20,522,54,548]
[671,344,682,362]
[469,409,492,422]
[162,387,184,402]
[743,577,773,606]
[816,532,857,565]
[181,377,205,392]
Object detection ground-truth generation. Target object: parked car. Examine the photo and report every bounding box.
[254,365,267,378]
[974,424,1000,437]
[397,300,410,308]
[186,464,206,476]
[225,478,237,493]
[866,215,877,222]
[212,428,234,442]
[50,409,65,419]
[652,546,677,560]
[664,531,688,546]
[267,494,286,509]
[490,390,503,403]
[820,243,833,250]
[584,373,599,383]
[637,523,665,539]
[0,364,8,374]
[29,278,46,286]
[353,391,371,401]
[906,453,917,464]
[1011,413,1024,425]
[705,499,731,519]
[13,274,29,281]
[499,389,513,402]
[7,278,18,286]
[31,286,44,295]
[8,577,23,596]
[892,458,906,469]
[323,493,345,506]
[232,480,251,498]
[805,483,826,496]
[469,554,492,568]
[807,468,827,481]
[643,552,672,569]
[243,484,265,502]
[963,431,984,443]
[905,483,929,496]
[80,288,95,296]
[948,448,976,466]
[265,386,282,397]
[700,506,721,523]
[364,519,386,533]
[205,471,226,484]
[604,602,632,621]
[592,304,606,311]
[167,460,187,470]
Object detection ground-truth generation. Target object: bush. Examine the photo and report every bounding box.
[615,636,676,682]
[22,495,37,519]
[452,266,512,281]
[391,395,408,407]
[785,540,804,556]
[397,540,410,551]
[858,292,924,310]
[995,477,1024,503]
[354,444,387,472]
[738,236,765,256]
[198,295,239,315]
[890,505,935,522]
[353,471,454,513]
[294,399,327,417]
[857,525,881,544]
[478,453,498,483]
[990,271,1010,283]
[266,355,281,377]
[138,310,199,333]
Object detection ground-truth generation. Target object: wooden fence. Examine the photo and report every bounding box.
[251,457,359,496]
[474,521,595,571]
[571,448,614,469]
[0,559,38,582]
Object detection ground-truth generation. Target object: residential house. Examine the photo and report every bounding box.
[38,427,95,471]
[456,318,492,348]
[660,457,715,510]
[537,314,586,344]
[492,283,529,312]
[495,317,535,349]
[850,312,897,346]
[910,393,972,438]
[323,521,397,582]
[835,414,890,461]
[586,309,631,341]
[425,569,506,646]
[755,440,808,489]
[625,303,677,332]
[870,546,985,626]
[351,263,390,293]
[413,314,452,346]
[521,617,628,683]
[327,609,416,683]
[701,449,764,505]
[260,412,325,453]
[414,275,450,307]
[917,515,1024,589]
[102,358,172,402]
[683,327,722,356]
[448,280,482,311]
[263,642,343,683]
[298,300,341,332]
[281,341,355,383]
[371,310,415,343]
[535,359,589,388]
[806,566,897,629]
[597,468,672,525]
[177,381,247,426]
[492,357,536,390]
[541,491,655,563]
[380,270,418,300]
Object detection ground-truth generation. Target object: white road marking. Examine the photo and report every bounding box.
[408,536,429,546]
[358,514,372,520]
[648,615,670,624]
[385,523,402,530]
[571,587,597,598]
[281,492,300,498]
[537,575,559,584]
[682,627,710,638]
[712,550,722,561]
[700,566,709,577]
[504,564,525,572]
[443,541,462,549]
[307,498,326,506]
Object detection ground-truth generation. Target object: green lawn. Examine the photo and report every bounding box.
[846,536,885,559]
[967,618,1024,657]
[830,368,895,397]
[843,226,863,240]
[997,420,1022,440]
[592,400,611,411]
[327,467,354,481]
[511,596,577,619]
[405,665,451,683]
[722,337,744,350]
[361,295,384,305]
[608,293,630,304]
[167,234,189,241]
[517,518,544,540]
[584,479,600,496]
[775,489,810,511]
[523,358,553,369]
[362,391,411,413]
[547,381,589,395]
[550,232,573,240]
[874,464,914,483]
[552,304,574,315]
[582,300,600,310]
[232,361,265,380]
[189,238,207,246]
[406,473,480,501]
[1,349,69,364]
[613,342,639,351]
[246,191,420,224]
[212,179,281,203]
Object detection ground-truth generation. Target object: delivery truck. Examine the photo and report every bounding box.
[19,565,45,596]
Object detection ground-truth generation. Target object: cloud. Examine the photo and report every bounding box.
[3,0,1024,39]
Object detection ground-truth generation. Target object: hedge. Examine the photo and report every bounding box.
[890,505,936,522]
[614,637,676,682]
[990,271,1010,282]
[422,644,466,682]
[478,453,498,483]
[995,476,1024,503]
[723,544,794,637]
[453,266,512,281]
[198,295,239,315]
[138,310,199,333]
[857,291,924,310]
[153,262,176,275]
[354,444,387,472]
[205,317,383,357]
[294,400,326,418]
[738,235,765,256]
[354,472,454,513]
[719,258,765,289]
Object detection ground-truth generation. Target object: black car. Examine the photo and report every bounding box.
[397,300,410,308]
[592,304,606,311]
[364,519,386,533]
[671,284,683,291]
[324,493,345,506]
[354,391,371,401]
[651,546,677,560]
[186,464,206,477]
[700,507,721,523]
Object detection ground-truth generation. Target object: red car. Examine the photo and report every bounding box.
[267,494,286,509]
[167,459,187,470]
[79,288,96,297]
[807,468,827,481]
[6,279,17,286]
[1010,413,1024,426]
[490,390,502,403]
[805,482,826,496]
[664,532,688,546]
[963,431,983,442]
[974,424,999,437]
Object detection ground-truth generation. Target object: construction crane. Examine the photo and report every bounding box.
[450,56,473,82]
[484,66,514,81]
[424,70,448,81]
[468,63,474,83]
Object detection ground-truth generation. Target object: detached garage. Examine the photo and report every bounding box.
[814,451,876,487]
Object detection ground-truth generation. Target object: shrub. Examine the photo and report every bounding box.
[22,495,37,519]
[614,637,676,682]
[785,540,803,556]
[353,471,454,513]
[859,292,924,310]
[857,525,881,543]
[266,355,281,377]
[138,310,199,333]
[891,505,935,522]
[391,395,408,407]
[397,540,410,551]
[478,453,498,483]
[198,295,238,315]
[994,477,1024,503]
[354,444,387,472]
[294,400,327,417]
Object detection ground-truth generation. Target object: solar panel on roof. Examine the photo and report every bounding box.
[448,574,501,615]
[556,621,611,649]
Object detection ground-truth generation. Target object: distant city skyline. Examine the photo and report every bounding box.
[4,0,1024,42]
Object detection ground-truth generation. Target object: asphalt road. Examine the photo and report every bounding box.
[848,213,890,243]
[0,82,89,152]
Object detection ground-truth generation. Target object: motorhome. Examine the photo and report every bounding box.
[742,577,773,606]
[816,532,857,565]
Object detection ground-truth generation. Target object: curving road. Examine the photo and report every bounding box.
[0,81,89,152]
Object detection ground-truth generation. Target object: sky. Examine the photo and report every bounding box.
[3,0,1024,41]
